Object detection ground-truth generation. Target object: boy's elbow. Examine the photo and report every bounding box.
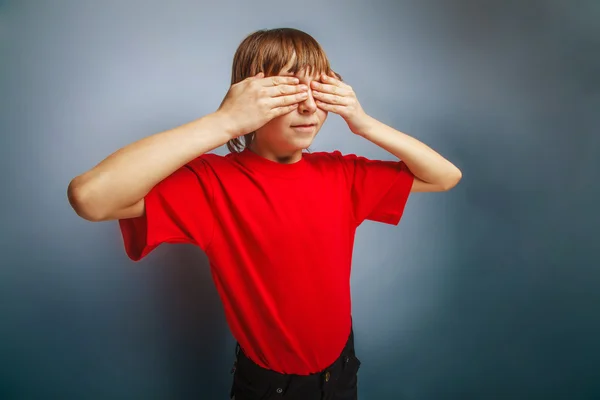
[67,178,105,222]
[442,167,462,191]
[441,166,462,192]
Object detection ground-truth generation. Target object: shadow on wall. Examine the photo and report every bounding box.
[140,244,234,398]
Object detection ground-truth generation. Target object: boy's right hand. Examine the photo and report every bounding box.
[216,73,308,138]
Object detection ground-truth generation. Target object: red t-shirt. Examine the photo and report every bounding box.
[119,148,414,375]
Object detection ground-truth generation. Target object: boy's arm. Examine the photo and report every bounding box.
[67,112,234,222]
[352,116,462,192]
[311,73,462,192]
[68,74,307,222]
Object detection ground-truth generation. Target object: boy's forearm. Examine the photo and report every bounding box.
[68,112,234,220]
[356,115,462,189]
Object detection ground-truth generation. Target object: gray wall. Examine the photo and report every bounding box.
[1,0,599,398]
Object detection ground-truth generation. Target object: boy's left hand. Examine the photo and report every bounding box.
[311,73,373,135]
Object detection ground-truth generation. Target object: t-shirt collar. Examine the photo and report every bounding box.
[234,148,308,179]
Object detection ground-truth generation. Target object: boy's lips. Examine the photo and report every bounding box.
[291,123,317,133]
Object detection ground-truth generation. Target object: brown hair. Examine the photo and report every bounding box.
[226,28,341,153]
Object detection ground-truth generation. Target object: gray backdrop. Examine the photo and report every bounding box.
[1,0,599,399]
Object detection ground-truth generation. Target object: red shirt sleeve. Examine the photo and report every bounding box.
[336,152,414,226]
[118,157,215,261]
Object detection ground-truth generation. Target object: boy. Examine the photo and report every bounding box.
[68,28,461,400]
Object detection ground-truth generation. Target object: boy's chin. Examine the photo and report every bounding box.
[289,135,316,151]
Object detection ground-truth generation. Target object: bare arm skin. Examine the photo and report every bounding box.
[354,116,462,192]
[67,113,235,221]
[311,73,462,192]
[68,74,307,221]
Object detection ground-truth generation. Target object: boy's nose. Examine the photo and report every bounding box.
[298,89,317,114]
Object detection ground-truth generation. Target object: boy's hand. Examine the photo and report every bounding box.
[217,73,309,138]
[311,73,373,135]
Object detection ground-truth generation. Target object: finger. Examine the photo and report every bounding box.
[322,73,349,89]
[315,100,343,114]
[268,91,308,108]
[321,73,341,86]
[311,81,350,96]
[312,91,350,105]
[271,103,300,118]
[328,70,344,81]
[260,75,300,86]
[265,83,308,97]
[246,72,264,80]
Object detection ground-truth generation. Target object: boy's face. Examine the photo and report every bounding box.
[253,64,327,158]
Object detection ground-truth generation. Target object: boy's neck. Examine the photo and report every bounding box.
[248,142,303,165]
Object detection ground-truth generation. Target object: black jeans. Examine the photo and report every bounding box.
[229,327,361,400]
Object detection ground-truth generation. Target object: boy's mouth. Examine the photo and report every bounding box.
[291,123,317,133]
